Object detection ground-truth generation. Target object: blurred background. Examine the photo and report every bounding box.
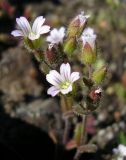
[0,0,126,160]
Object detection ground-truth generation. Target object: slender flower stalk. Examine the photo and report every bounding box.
[46,63,80,97]
[46,27,65,44]
[11,16,50,40]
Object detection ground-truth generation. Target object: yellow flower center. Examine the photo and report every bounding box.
[61,81,71,89]
[29,32,36,37]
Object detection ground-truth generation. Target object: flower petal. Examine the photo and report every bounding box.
[11,30,24,37]
[32,16,45,34]
[47,86,60,97]
[46,36,54,43]
[46,27,65,44]
[60,85,72,94]
[46,70,63,86]
[81,27,96,49]
[60,63,71,80]
[38,25,50,34]
[59,27,65,38]
[70,72,80,82]
[16,17,31,36]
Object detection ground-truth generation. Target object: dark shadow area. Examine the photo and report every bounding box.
[0,99,55,160]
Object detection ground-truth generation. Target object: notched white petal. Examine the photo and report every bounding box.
[16,17,31,36]
[39,25,50,34]
[47,86,60,97]
[70,72,80,82]
[46,27,65,44]
[32,16,45,33]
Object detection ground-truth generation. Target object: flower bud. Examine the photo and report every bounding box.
[64,37,76,56]
[89,88,102,102]
[45,44,57,64]
[92,66,107,84]
[67,12,90,37]
[81,27,97,64]
[81,42,96,64]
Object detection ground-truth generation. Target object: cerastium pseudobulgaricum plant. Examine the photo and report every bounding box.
[11,11,107,160]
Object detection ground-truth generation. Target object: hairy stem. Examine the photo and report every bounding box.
[80,115,87,145]
[73,64,92,160]
[63,117,70,145]
[73,149,80,160]
[62,96,73,145]
[43,60,54,70]
[87,64,92,79]
[73,115,87,160]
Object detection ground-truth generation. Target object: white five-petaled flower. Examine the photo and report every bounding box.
[46,63,80,97]
[11,16,50,41]
[113,144,126,160]
[81,27,96,49]
[46,27,65,44]
[75,11,90,26]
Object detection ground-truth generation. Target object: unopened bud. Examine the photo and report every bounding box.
[67,12,90,37]
[68,18,80,37]
[45,44,57,64]
[81,42,96,64]
[92,66,107,84]
[81,27,97,64]
[64,37,76,56]
[89,88,102,102]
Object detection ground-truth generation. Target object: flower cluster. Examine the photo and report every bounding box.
[11,12,106,98]
[11,10,107,160]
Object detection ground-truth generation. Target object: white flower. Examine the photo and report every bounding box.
[46,63,80,97]
[81,27,96,49]
[113,144,126,160]
[11,16,50,40]
[46,27,65,44]
[75,11,90,26]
